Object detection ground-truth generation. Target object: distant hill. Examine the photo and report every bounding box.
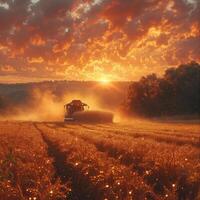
[0,81,130,118]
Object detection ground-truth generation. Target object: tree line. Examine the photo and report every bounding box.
[126,62,200,117]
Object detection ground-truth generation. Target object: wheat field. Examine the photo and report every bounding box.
[0,121,199,200]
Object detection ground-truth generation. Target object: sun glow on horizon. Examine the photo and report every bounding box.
[0,0,199,83]
[99,78,111,85]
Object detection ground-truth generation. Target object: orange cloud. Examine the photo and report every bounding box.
[1,65,16,72]
[0,0,199,82]
[27,56,44,64]
[30,35,45,46]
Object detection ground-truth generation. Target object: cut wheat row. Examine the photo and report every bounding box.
[37,123,165,200]
[51,123,200,199]
[0,122,70,200]
[70,123,200,147]
[101,122,200,139]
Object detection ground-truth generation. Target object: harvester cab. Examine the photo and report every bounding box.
[64,99,113,123]
[64,100,89,121]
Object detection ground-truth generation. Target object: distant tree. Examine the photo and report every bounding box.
[126,61,200,117]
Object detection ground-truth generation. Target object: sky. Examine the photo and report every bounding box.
[0,0,199,83]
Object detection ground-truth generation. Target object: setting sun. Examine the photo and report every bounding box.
[99,79,111,85]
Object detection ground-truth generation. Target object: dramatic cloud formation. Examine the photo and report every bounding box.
[0,0,199,82]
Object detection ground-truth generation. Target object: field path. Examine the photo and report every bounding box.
[34,123,102,200]
[1,121,199,200]
[34,121,200,200]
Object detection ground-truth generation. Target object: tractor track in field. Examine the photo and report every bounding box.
[33,123,104,200]
[94,124,200,140]
[44,122,200,148]
[50,125,198,197]
[35,122,200,199]
[43,123,166,195]
[75,124,200,148]
[64,128,166,195]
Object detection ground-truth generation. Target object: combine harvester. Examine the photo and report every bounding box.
[64,100,113,123]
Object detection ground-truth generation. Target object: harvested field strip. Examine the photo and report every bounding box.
[36,123,162,200]
[61,126,199,198]
[52,122,200,148]
[56,124,199,153]
[1,121,199,200]
[120,127,200,140]
[0,122,69,200]
[75,124,200,148]
[34,124,101,200]
[98,123,200,139]
[91,123,200,140]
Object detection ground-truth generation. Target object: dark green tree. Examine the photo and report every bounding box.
[127,62,200,117]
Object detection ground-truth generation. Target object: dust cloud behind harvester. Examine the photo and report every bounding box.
[0,81,130,121]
